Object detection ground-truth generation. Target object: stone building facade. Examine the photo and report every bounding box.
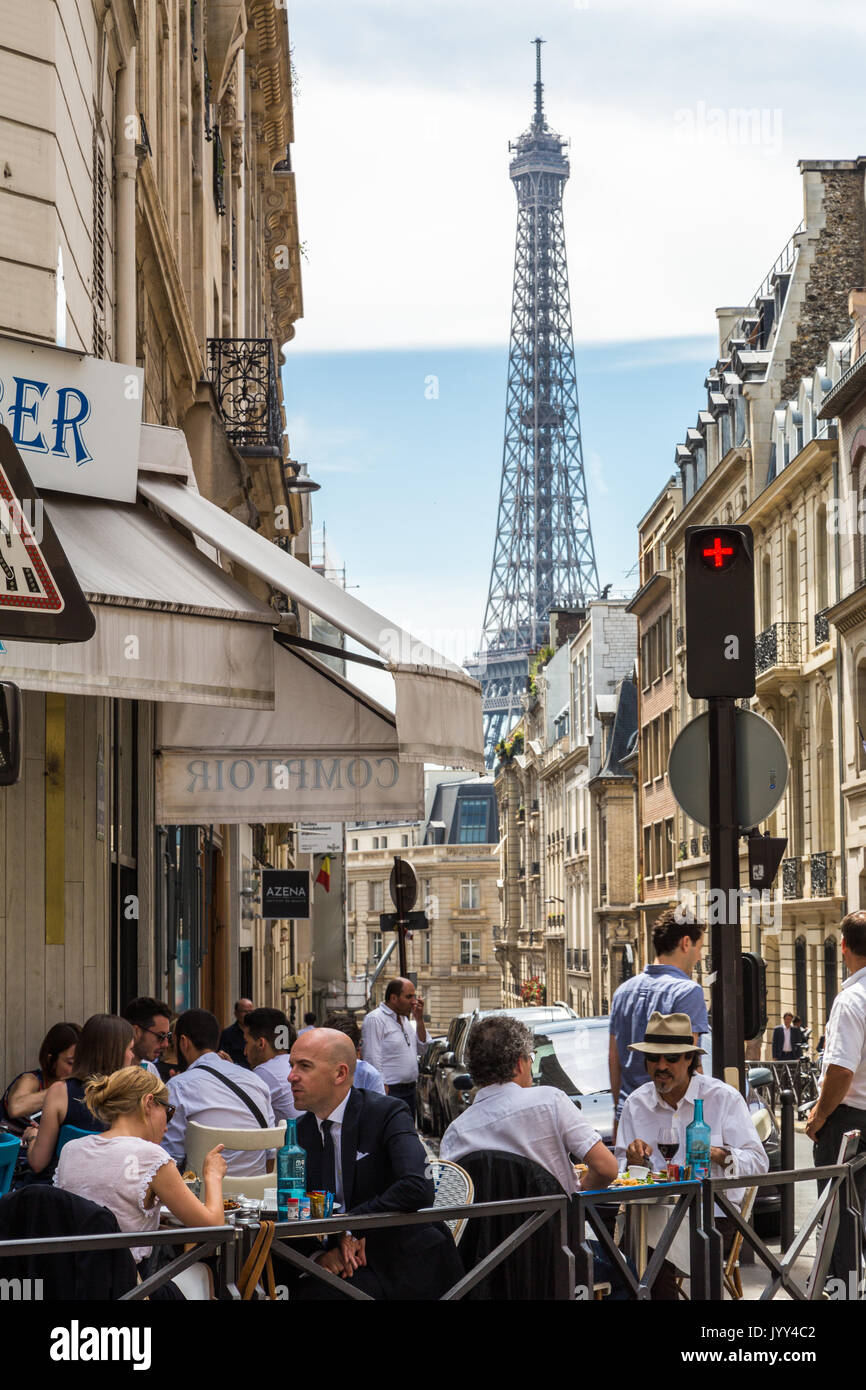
[655,157,865,1054]
[0,0,309,1077]
[626,478,682,956]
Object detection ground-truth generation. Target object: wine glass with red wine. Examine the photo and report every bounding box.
[657,1125,679,1166]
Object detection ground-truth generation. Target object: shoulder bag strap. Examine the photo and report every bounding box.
[195,1064,269,1128]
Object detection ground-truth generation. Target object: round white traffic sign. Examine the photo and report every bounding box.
[668,708,788,830]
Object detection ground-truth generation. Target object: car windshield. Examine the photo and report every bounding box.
[532,1025,610,1096]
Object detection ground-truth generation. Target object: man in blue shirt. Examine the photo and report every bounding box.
[609,908,708,1125]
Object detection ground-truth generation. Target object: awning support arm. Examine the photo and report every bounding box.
[274,631,386,670]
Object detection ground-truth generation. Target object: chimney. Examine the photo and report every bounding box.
[548,607,586,651]
[716,306,746,355]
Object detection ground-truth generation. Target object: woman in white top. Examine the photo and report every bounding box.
[55,1065,226,1299]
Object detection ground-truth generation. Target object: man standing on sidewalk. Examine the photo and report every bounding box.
[806,911,866,1288]
[361,978,426,1119]
[609,908,708,1125]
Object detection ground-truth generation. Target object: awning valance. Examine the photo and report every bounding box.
[0,494,277,706]
[156,641,425,823]
[138,474,484,769]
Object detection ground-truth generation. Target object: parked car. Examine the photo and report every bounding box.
[429,1005,614,1141]
[417,1037,448,1135]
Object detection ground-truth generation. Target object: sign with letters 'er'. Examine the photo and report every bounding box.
[262,869,310,919]
[0,336,143,503]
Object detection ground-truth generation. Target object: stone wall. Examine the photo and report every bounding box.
[781,162,866,400]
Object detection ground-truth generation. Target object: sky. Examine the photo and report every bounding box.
[280,0,865,674]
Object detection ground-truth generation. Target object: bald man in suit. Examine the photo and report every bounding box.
[289,1028,462,1300]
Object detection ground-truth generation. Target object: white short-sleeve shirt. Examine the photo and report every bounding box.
[55,1133,173,1261]
[821,964,866,1109]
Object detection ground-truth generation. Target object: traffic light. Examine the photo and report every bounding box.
[0,682,21,786]
[685,524,755,699]
[742,951,767,1041]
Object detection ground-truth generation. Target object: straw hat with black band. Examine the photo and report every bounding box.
[627,1011,706,1056]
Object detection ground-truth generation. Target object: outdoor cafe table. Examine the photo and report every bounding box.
[577,1178,706,1293]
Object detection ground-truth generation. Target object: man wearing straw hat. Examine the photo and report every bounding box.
[616,1012,768,1299]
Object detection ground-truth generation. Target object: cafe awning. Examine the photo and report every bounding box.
[0,494,277,707]
[138,473,484,769]
[156,640,426,823]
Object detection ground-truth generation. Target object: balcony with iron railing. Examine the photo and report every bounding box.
[810,850,836,898]
[782,856,804,900]
[207,338,284,458]
[814,608,830,646]
[755,621,806,690]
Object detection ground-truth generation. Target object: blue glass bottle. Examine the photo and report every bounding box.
[685,1098,711,1179]
[277,1118,307,1218]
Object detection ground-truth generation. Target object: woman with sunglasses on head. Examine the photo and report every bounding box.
[25,1013,136,1175]
[55,1066,226,1298]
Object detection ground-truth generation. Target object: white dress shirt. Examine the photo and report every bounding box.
[163,1052,276,1176]
[316,1091,351,1210]
[361,1003,423,1086]
[783,1026,792,1053]
[440,1082,602,1195]
[820,964,866,1109]
[615,1071,768,1209]
[255,1054,300,1125]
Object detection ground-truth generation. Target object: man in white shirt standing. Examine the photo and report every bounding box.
[617,1011,767,1299]
[361,978,426,1119]
[163,1009,276,1177]
[243,1007,300,1125]
[806,912,866,1287]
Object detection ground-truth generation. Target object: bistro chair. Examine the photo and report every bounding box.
[722,1185,758,1300]
[185,1119,286,1197]
[427,1157,474,1245]
[55,1124,93,1158]
[0,1132,21,1197]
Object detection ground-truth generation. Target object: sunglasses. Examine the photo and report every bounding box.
[647,1053,690,1065]
[143,1027,172,1043]
[155,1100,176,1122]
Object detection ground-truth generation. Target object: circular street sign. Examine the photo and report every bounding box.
[668,708,789,830]
[389,858,418,912]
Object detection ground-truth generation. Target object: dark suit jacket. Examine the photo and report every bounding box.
[297,1088,462,1300]
[772,1025,803,1059]
[219,1021,250,1069]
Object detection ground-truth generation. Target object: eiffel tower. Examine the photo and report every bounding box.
[467,39,600,766]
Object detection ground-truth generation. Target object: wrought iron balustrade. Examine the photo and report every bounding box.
[207,338,283,455]
[782,856,803,899]
[814,608,830,645]
[810,850,835,897]
[676,625,684,647]
[701,833,709,854]
[690,837,699,858]
[755,621,805,673]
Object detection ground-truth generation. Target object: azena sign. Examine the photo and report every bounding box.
[0,336,143,503]
[155,747,425,824]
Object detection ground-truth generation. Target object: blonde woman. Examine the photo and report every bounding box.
[55,1066,226,1299]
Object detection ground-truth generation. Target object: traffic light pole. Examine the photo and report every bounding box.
[393,855,409,978]
[708,696,746,1095]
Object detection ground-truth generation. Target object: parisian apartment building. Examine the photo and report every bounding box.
[346,773,501,1037]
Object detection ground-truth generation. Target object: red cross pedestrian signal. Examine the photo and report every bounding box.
[701,535,736,569]
[685,524,755,698]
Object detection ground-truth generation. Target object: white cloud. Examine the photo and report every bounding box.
[290,63,803,353]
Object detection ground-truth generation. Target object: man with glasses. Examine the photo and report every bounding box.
[123,997,173,1079]
[616,1011,767,1298]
